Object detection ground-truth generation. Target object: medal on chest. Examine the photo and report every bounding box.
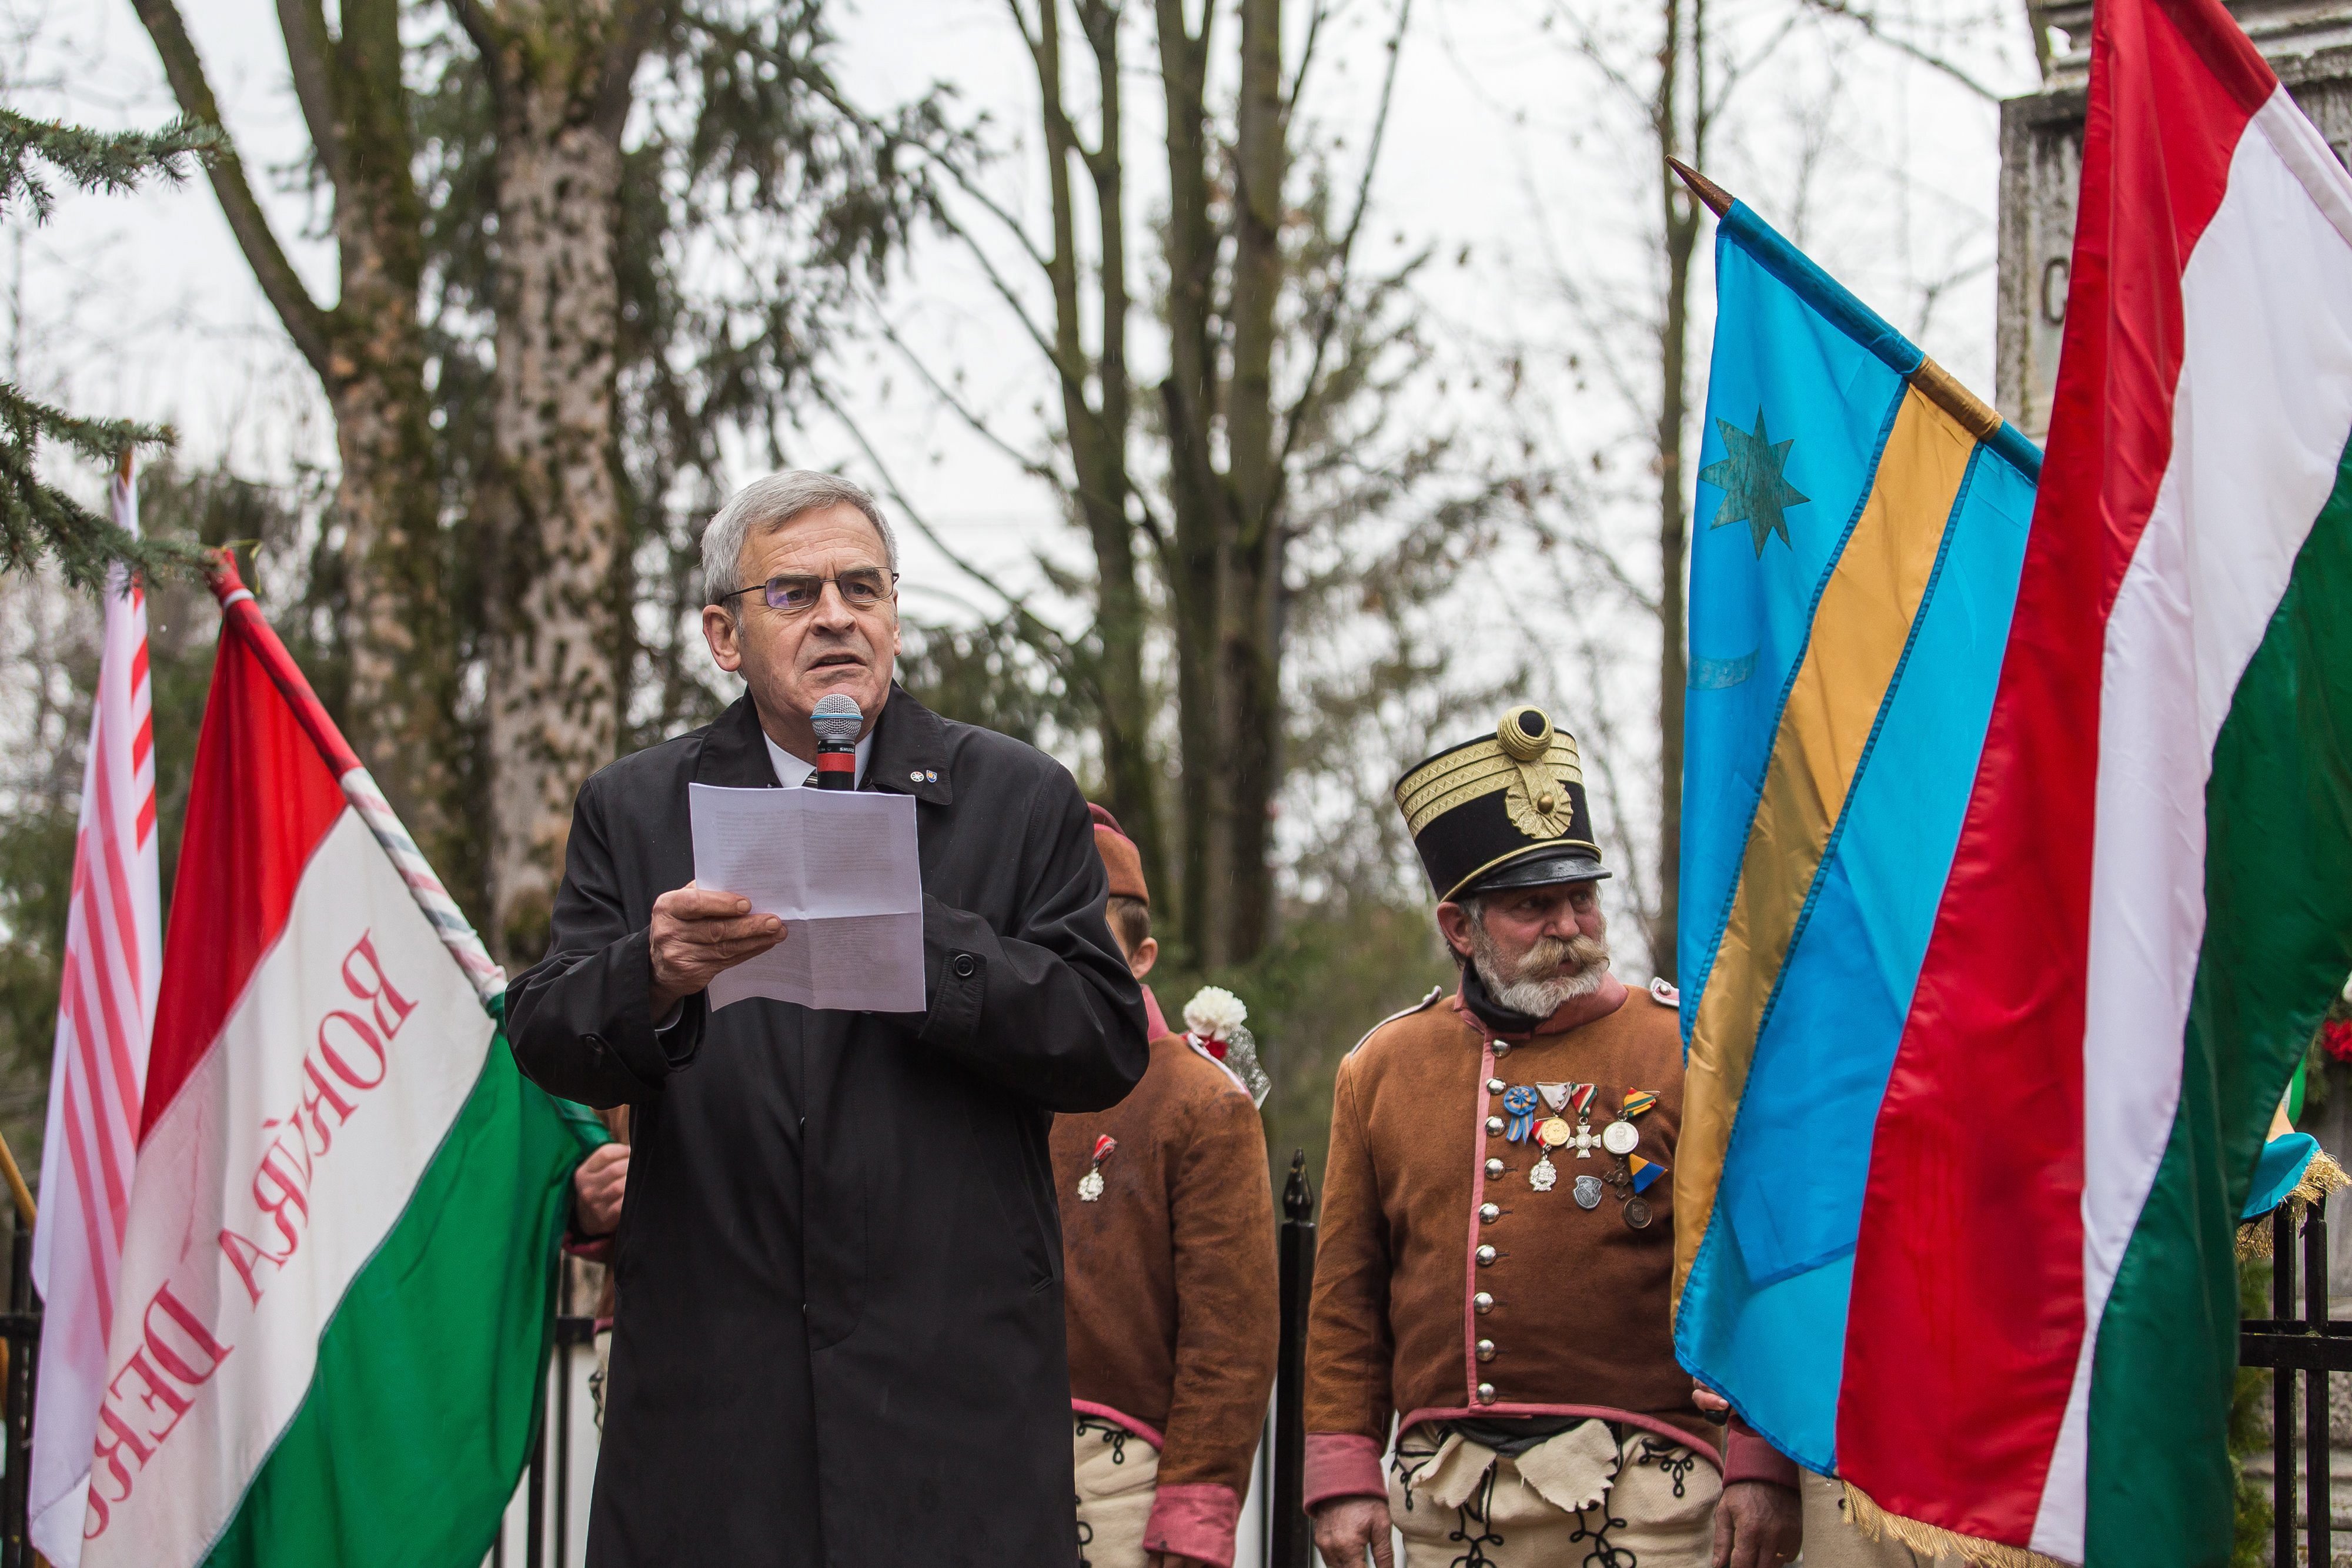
[1529,1114,1569,1191]
[1077,1134,1116,1202]
[1611,1092,1666,1229]
[1499,1085,1540,1143]
[1566,1084,1602,1158]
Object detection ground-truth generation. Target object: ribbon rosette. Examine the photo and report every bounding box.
[1501,1085,1540,1143]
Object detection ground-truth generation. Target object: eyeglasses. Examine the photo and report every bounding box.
[717,569,898,614]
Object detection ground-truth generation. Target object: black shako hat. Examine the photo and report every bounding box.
[1395,704,1610,903]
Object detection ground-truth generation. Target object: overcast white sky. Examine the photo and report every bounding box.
[11,0,2037,581]
[4,0,2045,950]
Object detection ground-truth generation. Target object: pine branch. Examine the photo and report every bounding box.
[0,385,206,591]
[0,109,215,222]
[0,105,215,589]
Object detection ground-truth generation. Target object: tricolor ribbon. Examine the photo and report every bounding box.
[1569,1083,1598,1118]
[1622,1089,1659,1120]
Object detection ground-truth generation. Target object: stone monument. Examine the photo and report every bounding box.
[1999,0,2352,439]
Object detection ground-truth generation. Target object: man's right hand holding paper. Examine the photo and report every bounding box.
[648,880,787,1016]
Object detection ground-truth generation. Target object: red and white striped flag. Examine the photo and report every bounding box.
[29,459,162,1567]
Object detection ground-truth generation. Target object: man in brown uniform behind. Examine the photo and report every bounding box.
[1052,808,1278,1568]
[1305,706,1802,1568]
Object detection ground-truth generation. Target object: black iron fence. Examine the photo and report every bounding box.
[1271,1149,1318,1568]
[13,1167,2335,1567]
[2,1225,36,1568]
[2243,1201,2352,1567]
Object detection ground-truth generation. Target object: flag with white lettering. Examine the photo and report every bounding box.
[31,460,163,1567]
[78,558,598,1566]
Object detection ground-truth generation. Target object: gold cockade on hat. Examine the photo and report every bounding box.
[1395,705,1588,842]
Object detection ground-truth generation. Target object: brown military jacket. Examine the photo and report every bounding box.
[1052,990,1279,1567]
[1303,975,1795,1505]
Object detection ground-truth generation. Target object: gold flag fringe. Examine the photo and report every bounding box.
[2236,1148,2348,1259]
[1842,1480,2075,1568]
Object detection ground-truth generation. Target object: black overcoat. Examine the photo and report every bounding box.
[506,688,1148,1567]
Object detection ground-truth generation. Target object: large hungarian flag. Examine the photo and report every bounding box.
[76,560,597,1566]
[1835,1,2352,1562]
[1674,0,2352,1561]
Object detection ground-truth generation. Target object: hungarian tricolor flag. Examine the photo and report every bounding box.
[1842,0,2352,1561]
[1673,0,2352,1561]
[77,560,597,1566]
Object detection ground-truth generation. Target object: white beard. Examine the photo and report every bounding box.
[1468,918,1611,1018]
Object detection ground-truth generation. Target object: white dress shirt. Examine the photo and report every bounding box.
[763,728,874,790]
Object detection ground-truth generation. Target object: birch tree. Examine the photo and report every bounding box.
[452,0,657,958]
[132,0,922,955]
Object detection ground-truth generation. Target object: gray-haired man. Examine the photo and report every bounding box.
[507,470,1149,1567]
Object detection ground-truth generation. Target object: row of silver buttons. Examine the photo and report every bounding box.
[1477,1065,1505,1403]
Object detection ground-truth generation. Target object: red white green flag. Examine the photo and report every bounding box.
[1832,0,2352,1560]
[76,561,596,1566]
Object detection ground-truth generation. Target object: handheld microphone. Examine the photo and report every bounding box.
[810,694,861,791]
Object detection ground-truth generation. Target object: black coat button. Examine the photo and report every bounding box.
[951,954,978,979]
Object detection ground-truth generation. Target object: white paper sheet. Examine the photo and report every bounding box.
[687,783,926,1012]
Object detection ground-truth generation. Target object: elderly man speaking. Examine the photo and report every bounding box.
[507,471,1148,1566]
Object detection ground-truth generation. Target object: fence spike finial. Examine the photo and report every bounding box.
[1283,1148,1314,1221]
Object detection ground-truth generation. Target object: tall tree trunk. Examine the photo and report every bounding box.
[133,0,465,885]
[1215,0,1287,965]
[1066,1,1168,909]
[1649,0,1700,984]
[1154,0,1223,965]
[460,0,652,964]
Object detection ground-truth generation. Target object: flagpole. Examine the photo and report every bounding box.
[1666,156,2035,475]
[0,1132,34,1231]
[1665,155,1733,216]
[200,553,505,1003]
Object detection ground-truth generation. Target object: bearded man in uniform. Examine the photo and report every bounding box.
[1304,706,1803,1568]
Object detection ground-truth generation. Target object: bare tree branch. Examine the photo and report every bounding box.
[1793,0,2000,101]
[806,373,1089,681]
[1287,0,1332,112]
[446,0,500,57]
[862,298,1069,487]
[129,0,335,382]
[1706,14,1805,122]
[1278,0,1412,475]
[1539,0,1647,111]
[273,0,349,190]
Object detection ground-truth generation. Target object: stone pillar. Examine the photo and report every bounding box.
[1998,1,2352,439]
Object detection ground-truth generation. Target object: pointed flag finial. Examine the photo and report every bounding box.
[1667,156,1734,217]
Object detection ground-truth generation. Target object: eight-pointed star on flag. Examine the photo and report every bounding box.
[1700,409,1809,555]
